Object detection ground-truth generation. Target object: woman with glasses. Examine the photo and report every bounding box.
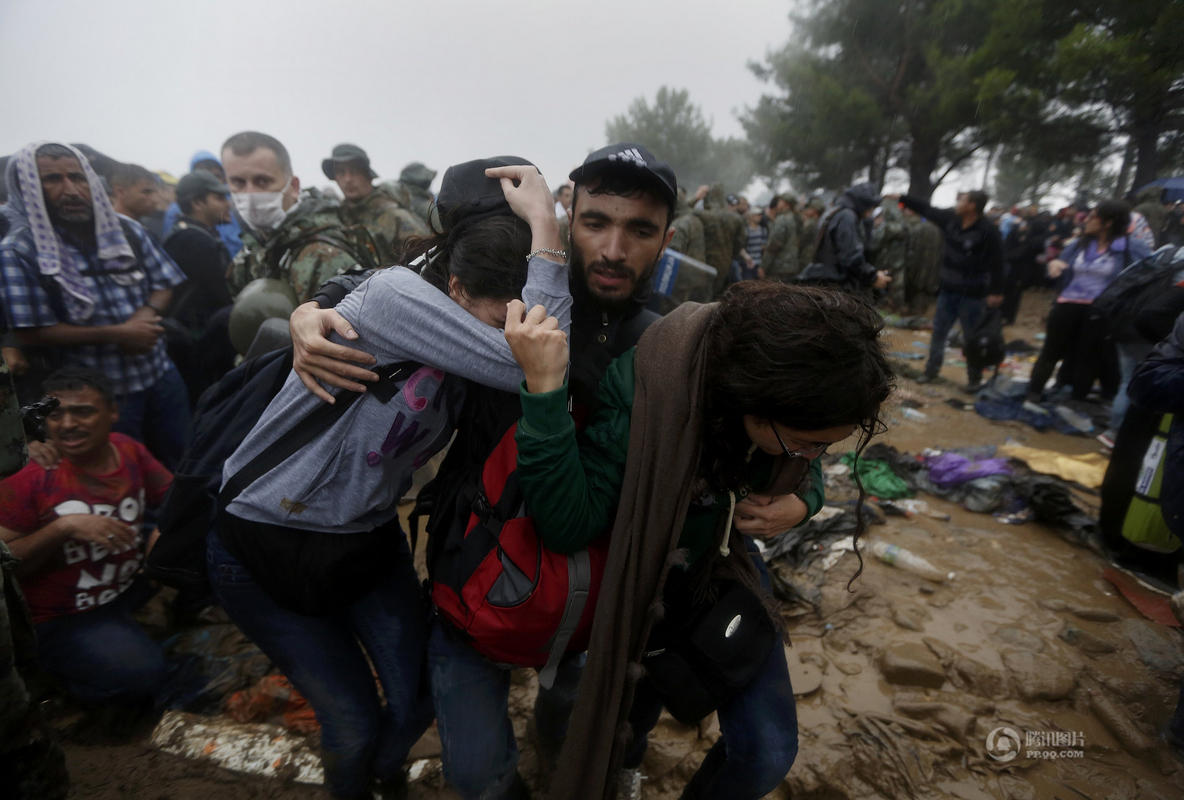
[503,281,893,800]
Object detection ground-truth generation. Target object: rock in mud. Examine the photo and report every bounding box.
[892,604,932,632]
[992,624,1046,653]
[1122,618,1184,674]
[1069,606,1120,623]
[787,647,824,696]
[1001,649,1077,701]
[949,656,1009,699]
[879,642,946,688]
[1037,597,1068,613]
[891,699,976,745]
[1088,689,1156,757]
[1059,625,1117,655]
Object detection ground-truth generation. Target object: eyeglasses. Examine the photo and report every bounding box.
[766,422,827,494]
[770,423,831,459]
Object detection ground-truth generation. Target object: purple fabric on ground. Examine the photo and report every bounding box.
[927,451,1012,486]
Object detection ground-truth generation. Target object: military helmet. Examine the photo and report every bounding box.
[228,278,299,355]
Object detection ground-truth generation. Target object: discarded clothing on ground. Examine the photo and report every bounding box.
[839,452,914,499]
[998,441,1108,490]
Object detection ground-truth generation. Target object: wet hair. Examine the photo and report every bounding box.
[700,282,895,585]
[35,143,78,161]
[960,190,989,215]
[571,162,675,227]
[221,131,292,177]
[405,210,532,302]
[43,367,115,407]
[1091,199,1131,240]
[110,163,157,191]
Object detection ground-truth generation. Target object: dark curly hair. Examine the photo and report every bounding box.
[700,281,895,586]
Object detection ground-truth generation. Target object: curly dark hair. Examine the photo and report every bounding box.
[699,281,895,585]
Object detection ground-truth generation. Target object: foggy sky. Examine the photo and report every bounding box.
[1,0,798,197]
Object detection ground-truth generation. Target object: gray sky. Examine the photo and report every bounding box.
[1,0,796,197]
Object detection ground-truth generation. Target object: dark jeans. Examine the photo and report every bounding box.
[1027,302,1113,401]
[113,364,191,471]
[427,619,583,800]
[623,554,799,799]
[34,580,166,705]
[207,529,430,799]
[926,290,986,383]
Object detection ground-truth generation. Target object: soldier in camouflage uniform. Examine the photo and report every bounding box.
[223,131,372,304]
[762,195,801,282]
[868,200,909,310]
[903,207,943,315]
[694,184,746,297]
[323,144,429,266]
[668,186,706,261]
[797,197,825,267]
[381,161,437,228]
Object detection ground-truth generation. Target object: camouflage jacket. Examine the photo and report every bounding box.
[379,181,434,228]
[870,203,909,304]
[229,189,372,303]
[906,217,944,296]
[799,216,820,266]
[763,212,801,281]
[340,189,429,266]
[669,211,706,262]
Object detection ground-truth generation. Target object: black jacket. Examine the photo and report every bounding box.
[901,196,1003,297]
[163,216,233,330]
[809,182,880,291]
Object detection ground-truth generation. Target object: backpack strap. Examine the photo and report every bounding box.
[538,548,592,690]
[219,360,419,506]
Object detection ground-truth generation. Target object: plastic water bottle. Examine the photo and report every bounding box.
[866,540,953,583]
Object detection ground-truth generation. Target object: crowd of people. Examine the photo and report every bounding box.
[0,130,1180,800]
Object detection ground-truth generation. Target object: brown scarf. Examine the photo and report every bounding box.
[549,301,768,799]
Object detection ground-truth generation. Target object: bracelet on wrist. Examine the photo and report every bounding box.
[527,248,566,263]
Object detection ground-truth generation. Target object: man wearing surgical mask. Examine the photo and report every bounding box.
[221,131,362,305]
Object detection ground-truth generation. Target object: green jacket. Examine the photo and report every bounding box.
[515,348,826,563]
[763,212,801,281]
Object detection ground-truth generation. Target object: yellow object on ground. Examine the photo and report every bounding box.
[999,441,1108,489]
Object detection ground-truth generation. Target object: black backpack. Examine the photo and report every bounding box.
[146,347,294,590]
[1093,245,1184,341]
[962,306,1005,374]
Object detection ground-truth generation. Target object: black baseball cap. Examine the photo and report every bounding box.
[430,155,537,234]
[569,143,677,207]
[176,170,229,206]
[322,143,377,180]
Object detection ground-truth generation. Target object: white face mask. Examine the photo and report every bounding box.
[233,178,292,232]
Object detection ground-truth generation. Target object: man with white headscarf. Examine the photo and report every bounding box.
[0,142,189,469]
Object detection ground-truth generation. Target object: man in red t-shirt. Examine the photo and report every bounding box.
[0,368,172,705]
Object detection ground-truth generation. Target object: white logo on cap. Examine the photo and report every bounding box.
[609,148,646,167]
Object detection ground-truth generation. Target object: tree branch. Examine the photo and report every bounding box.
[932,143,987,190]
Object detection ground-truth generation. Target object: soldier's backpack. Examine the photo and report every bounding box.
[427,422,609,689]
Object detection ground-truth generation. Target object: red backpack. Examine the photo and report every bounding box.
[429,423,609,687]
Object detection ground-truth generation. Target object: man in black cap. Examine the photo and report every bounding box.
[161,171,237,399]
[284,142,819,799]
[322,144,428,266]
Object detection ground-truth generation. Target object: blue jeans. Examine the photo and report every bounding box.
[1110,340,1154,432]
[35,580,166,705]
[624,554,798,799]
[926,290,986,383]
[428,619,584,800]
[207,529,430,799]
[113,364,191,471]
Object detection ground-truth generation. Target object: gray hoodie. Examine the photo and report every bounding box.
[222,257,571,533]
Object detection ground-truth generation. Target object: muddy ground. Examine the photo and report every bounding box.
[58,289,1184,799]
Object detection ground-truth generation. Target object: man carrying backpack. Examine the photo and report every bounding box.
[289,143,817,800]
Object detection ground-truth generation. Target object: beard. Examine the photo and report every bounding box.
[570,243,658,311]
